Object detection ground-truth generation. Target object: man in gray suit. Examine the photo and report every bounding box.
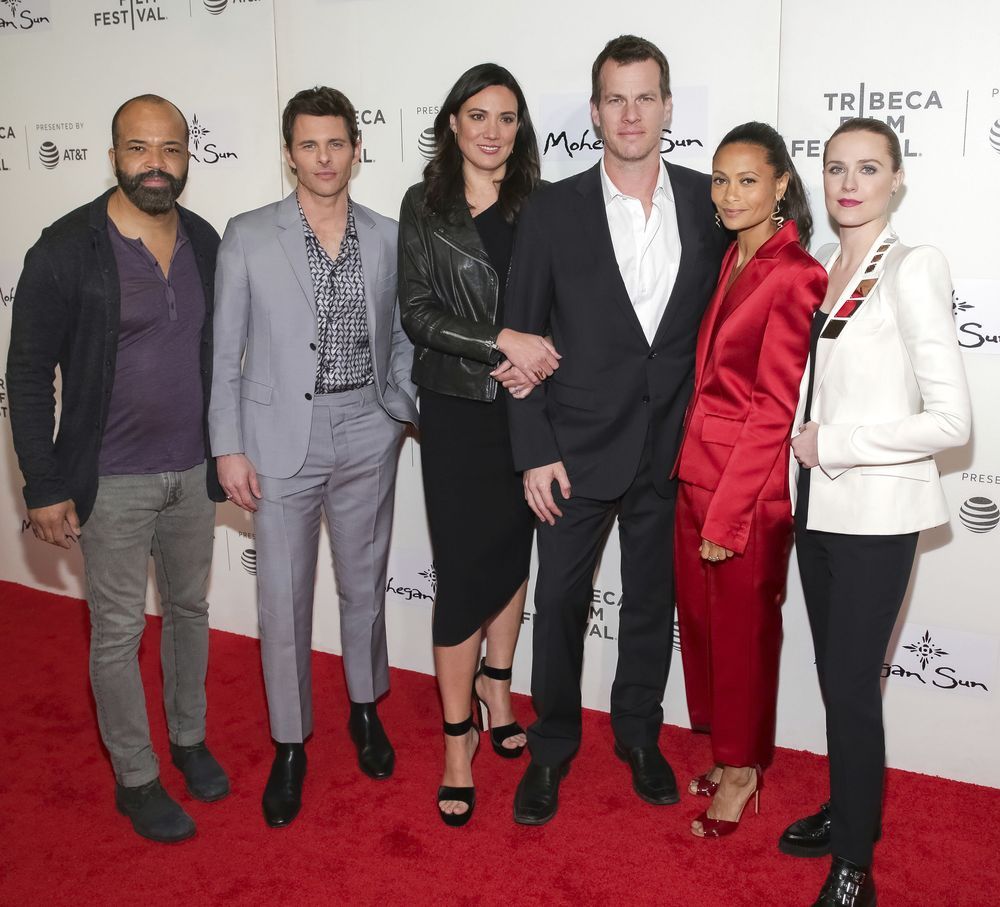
[210,86,418,828]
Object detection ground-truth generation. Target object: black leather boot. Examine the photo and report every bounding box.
[262,742,306,828]
[348,701,395,780]
[170,741,230,802]
[813,857,876,907]
[115,778,196,843]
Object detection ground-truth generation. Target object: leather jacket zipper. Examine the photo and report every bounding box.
[432,229,500,325]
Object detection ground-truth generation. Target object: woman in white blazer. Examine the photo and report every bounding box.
[781,118,971,907]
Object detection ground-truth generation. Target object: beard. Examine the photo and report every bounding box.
[115,165,187,215]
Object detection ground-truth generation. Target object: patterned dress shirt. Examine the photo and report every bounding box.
[300,198,374,393]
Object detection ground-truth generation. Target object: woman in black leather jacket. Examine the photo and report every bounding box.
[398,63,555,827]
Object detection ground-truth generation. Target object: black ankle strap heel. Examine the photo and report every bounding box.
[438,714,477,828]
[473,657,526,759]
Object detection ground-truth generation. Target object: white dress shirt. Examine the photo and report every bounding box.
[600,158,682,344]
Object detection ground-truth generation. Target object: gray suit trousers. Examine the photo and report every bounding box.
[254,385,405,742]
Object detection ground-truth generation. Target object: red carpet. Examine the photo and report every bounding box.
[1,580,997,906]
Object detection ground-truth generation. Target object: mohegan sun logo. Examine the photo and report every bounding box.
[2,0,22,15]
[903,630,948,671]
[188,114,210,151]
[418,563,437,595]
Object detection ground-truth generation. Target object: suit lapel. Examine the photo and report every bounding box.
[812,226,897,397]
[576,164,649,345]
[354,201,381,352]
[694,241,736,388]
[276,191,316,314]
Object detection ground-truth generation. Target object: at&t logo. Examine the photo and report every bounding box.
[959,497,1000,533]
[240,547,256,575]
[989,119,1000,155]
[417,127,435,162]
[203,0,262,12]
[37,140,87,169]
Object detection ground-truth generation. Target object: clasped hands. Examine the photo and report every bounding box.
[490,329,560,399]
[791,421,820,469]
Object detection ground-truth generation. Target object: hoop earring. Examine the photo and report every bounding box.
[770,199,785,230]
[714,212,721,228]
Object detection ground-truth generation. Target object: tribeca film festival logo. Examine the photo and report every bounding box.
[187,114,239,165]
[951,279,1000,353]
[521,586,622,642]
[0,123,13,173]
[0,0,51,31]
[790,84,944,159]
[884,623,994,696]
[92,0,166,29]
[386,561,435,602]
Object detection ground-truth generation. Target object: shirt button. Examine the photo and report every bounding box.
[648,351,658,359]
[304,393,313,401]
[642,395,650,403]
[309,342,317,351]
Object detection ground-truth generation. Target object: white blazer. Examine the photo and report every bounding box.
[789,226,971,535]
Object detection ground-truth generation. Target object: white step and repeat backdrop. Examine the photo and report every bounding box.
[1,0,997,786]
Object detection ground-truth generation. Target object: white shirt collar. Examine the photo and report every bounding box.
[600,157,672,207]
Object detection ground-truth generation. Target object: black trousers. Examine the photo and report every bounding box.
[795,521,918,866]
[528,434,676,765]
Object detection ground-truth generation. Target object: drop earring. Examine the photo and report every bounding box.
[770,199,785,229]
[714,212,722,228]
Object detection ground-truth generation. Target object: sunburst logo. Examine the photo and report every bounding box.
[418,563,437,594]
[951,292,973,315]
[903,630,948,671]
[188,114,210,152]
[1,0,21,14]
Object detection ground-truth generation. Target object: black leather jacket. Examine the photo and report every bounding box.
[397,182,504,402]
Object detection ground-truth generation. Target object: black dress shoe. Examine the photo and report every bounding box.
[780,801,832,857]
[513,761,569,826]
[812,857,876,907]
[348,701,395,780]
[169,741,230,802]
[262,742,306,828]
[115,778,196,843]
[613,742,679,805]
[780,802,881,858]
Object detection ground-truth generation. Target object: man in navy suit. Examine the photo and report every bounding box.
[505,35,726,824]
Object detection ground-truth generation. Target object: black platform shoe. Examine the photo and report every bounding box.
[813,857,876,907]
[262,742,306,828]
[780,802,882,858]
[473,658,526,758]
[437,716,478,827]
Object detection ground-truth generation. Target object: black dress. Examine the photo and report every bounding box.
[420,203,535,646]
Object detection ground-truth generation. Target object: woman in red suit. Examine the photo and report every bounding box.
[674,122,827,837]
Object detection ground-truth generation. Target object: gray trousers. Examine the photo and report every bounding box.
[254,386,405,743]
[79,461,215,787]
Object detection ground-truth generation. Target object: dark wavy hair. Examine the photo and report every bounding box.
[824,117,903,171]
[282,86,358,149]
[715,122,813,248]
[591,34,670,104]
[423,63,540,225]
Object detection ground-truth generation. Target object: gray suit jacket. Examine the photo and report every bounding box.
[209,191,418,479]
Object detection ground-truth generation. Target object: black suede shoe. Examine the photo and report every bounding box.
[348,702,395,780]
[262,742,306,828]
[613,742,680,805]
[812,857,876,907]
[169,741,230,802]
[780,802,881,858]
[115,779,196,843]
[513,761,569,826]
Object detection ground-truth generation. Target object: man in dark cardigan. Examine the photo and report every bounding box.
[6,94,228,843]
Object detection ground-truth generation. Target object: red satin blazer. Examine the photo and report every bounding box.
[673,221,827,554]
